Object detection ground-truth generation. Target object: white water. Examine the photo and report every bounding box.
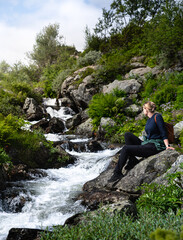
[0,99,120,240]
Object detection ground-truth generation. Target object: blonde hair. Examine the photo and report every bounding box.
[143,101,156,113]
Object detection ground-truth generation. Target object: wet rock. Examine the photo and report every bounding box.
[6,228,44,240]
[30,119,49,131]
[45,117,65,133]
[66,113,82,129]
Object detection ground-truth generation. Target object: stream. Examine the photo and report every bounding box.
[0,98,120,240]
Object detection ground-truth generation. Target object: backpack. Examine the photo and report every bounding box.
[154,114,175,144]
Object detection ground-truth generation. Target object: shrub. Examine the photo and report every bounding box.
[152,84,177,106]
[136,171,183,213]
[41,208,183,240]
[0,148,11,166]
[52,69,72,94]
[77,50,102,67]
[88,91,126,128]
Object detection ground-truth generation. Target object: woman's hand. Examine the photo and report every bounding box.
[166,146,175,150]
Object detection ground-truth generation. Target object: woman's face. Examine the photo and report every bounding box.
[143,105,149,116]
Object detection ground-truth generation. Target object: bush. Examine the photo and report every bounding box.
[152,84,177,106]
[136,171,183,213]
[88,91,126,128]
[52,69,72,94]
[77,50,102,67]
[0,148,11,166]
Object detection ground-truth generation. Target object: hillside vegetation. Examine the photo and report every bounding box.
[0,1,183,238]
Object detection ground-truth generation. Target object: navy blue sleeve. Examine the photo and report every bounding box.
[155,114,168,140]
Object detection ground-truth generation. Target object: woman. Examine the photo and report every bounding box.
[108,101,175,183]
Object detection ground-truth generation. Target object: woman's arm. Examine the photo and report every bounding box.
[164,138,175,150]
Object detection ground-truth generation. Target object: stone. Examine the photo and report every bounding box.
[74,118,93,137]
[102,79,142,95]
[23,98,44,121]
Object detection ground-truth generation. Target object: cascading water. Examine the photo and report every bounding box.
[0,99,120,240]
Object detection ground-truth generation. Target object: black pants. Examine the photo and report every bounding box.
[114,132,161,173]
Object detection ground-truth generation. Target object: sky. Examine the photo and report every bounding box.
[0,0,111,65]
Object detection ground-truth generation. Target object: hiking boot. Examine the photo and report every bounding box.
[108,172,123,183]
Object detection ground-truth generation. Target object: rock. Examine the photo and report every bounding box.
[102,79,142,95]
[82,150,180,199]
[115,150,180,193]
[74,118,93,137]
[78,190,135,210]
[174,121,183,139]
[100,200,137,217]
[30,119,49,131]
[125,104,142,115]
[23,98,44,121]
[66,113,82,129]
[130,62,146,68]
[6,228,44,240]
[61,66,98,111]
[125,66,161,79]
[131,56,145,63]
[0,165,7,191]
[45,117,65,133]
[153,154,183,186]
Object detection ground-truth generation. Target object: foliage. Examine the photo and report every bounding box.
[27,23,63,68]
[52,69,72,95]
[136,171,183,212]
[88,91,126,128]
[77,50,102,67]
[150,227,183,240]
[0,148,11,166]
[41,208,183,240]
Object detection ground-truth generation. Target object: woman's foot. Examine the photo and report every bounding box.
[108,172,123,183]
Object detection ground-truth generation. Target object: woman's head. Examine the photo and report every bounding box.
[143,101,156,116]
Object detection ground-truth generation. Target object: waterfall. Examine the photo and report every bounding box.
[0,98,120,240]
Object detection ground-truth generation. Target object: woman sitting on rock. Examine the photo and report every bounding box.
[108,101,175,183]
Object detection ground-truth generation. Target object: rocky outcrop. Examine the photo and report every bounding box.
[61,66,98,112]
[80,150,180,209]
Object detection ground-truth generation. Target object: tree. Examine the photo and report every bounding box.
[27,23,63,68]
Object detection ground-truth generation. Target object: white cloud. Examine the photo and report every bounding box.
[0,0,109,65]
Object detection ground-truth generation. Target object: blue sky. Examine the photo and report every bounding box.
[0,0,111,65]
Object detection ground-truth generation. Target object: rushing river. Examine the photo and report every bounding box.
[0,99,120,240]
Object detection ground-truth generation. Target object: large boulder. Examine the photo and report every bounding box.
[23,98,45,121]
[74,118,93,137]
[82,150,180,208]
[102,79,142,95]
[61,66,98,111]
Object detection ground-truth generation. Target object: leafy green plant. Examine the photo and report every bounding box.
[41,208,183,240]
[77,50,102,67]
[0,148,11,166]
[152,84,177,106]
[136,171,183,212]
[88,91,126,128]
[150,227,183,240]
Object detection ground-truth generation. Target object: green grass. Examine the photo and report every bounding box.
[40,208,183,240]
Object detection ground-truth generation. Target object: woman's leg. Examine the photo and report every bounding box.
[123,132,142,170]
[114,143,158,174]
[124,132,142,145]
